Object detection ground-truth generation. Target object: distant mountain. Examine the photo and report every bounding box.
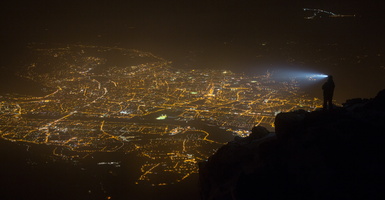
[199,89,385,200]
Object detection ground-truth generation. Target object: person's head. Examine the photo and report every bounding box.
[327,75,333,81]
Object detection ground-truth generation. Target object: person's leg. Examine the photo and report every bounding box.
[323,97,327,110]
[328,98,333,110]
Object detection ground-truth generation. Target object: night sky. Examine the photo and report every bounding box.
[1,0,385,102]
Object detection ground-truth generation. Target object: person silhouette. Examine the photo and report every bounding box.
[322,75,335,110]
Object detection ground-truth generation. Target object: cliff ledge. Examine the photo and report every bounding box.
[199,89,385,200]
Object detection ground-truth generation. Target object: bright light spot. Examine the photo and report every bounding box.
[156,114,167,120]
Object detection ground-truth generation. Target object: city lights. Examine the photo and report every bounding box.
[0,45,324,186]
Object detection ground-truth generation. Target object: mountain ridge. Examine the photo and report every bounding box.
[199,89,385,200]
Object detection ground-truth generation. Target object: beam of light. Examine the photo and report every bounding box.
[270,69,328,82]
[313,74,328,78]
[305,74,328,81]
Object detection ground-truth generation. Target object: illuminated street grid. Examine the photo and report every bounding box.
[0,45,322,185]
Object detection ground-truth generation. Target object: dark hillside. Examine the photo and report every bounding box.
[200,89,385,200]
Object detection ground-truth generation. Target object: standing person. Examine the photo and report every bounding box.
[322,75,335,110]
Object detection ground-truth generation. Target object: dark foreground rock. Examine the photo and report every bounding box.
[200,89,385,200]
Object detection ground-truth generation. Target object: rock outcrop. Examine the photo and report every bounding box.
[200,89,385,200]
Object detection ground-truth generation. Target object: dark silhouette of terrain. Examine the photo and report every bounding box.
[200,89,385,200]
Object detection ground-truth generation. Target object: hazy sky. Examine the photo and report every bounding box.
[1,0,385,101]
[2,0,383,46]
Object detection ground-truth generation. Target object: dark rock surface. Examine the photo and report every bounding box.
[200,89,385,200]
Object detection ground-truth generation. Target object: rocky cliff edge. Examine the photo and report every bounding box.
[199,89,385,200]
